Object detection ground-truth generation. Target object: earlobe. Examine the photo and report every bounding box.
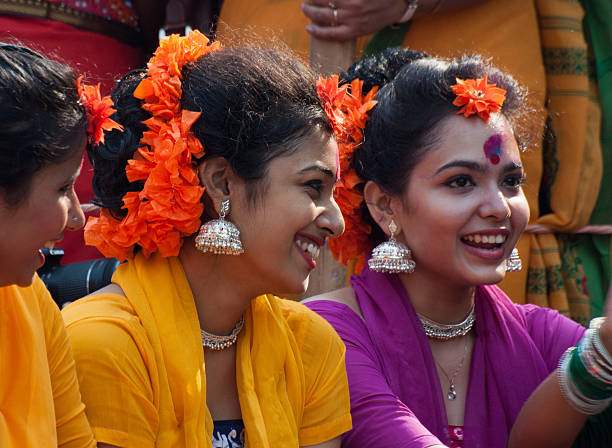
[198,157,233,207]
[363,181,394,235]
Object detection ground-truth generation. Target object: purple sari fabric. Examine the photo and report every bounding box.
[306,266,585,447]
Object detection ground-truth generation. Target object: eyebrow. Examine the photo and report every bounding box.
[298,164,336,178]
[434,160,523,175]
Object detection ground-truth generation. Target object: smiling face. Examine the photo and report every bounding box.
[0,146,86,287]
[392,113,529,288]
[230,129,345,295]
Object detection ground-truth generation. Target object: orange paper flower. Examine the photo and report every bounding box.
[451,75,506,122]
[317,75,378,272]
[76,76,123,145]
[84,30,221,260]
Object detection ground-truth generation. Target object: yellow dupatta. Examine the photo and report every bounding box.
[111,253,308,447]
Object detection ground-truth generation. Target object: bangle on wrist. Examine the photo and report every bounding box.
[557,319,612,415]
[558,347,612,415]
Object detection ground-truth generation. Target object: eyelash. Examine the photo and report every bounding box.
[503,173,526,188]
[445,173,526,189]
[305,180,323,194]
[446,175,474,189]
[60,182,75,194]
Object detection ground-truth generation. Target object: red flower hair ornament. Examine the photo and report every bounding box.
[84,30,221,261]
[316,75,378,273]
[76,76,123,145]
[451,75,506,122]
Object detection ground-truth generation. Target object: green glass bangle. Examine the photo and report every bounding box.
[569,342,612,400]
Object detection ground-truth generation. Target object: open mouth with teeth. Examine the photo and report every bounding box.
[461,233,507,250]
[296,238,321,259]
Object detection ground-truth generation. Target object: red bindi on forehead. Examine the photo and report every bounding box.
[483,133,503,165]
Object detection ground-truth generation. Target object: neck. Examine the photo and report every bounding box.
[398,269,475,325]
[179,237,254,335]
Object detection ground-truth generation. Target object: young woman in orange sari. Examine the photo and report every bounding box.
[63,32,352,448]
[0,44,95,448]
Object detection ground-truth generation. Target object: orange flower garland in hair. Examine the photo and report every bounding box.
[76,76,122,146]
[317,75,378,273]
[451,75,506,122]
[84,30,221,261]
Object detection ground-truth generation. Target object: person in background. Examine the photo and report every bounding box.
[0,43,95,448]
[62,31,351,447]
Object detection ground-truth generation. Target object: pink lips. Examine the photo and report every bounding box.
[295,232,324,270]
[296,243,317,269]
[461,230,509,262]
[462,242,506,261]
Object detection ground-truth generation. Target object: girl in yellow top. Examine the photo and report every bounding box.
[0,44,95,447]
[62,32,352,447]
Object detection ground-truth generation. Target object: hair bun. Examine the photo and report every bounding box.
[340,47,429,91]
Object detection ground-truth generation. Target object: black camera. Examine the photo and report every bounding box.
[37,248,120,308]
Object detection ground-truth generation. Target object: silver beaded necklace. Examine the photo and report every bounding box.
[418,306,475,341]
[200,316,244,350]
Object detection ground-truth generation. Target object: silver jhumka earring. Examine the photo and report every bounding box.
[368,219,415,274]
[195,199,244,255]
[506,247,522,272]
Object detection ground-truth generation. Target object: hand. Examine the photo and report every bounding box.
[599,284,612,355]
[302,0,408,41]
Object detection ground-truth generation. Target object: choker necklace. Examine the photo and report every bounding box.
[435,339,469,400]
[418,306,475,341]
[201,316,244,350]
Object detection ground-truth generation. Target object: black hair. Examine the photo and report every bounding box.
[341,48,527,246]
[0,43,86,206]
[90,44,332,220]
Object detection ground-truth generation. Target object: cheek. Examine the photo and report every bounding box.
[510,193,530,230]
[44,197,71,231]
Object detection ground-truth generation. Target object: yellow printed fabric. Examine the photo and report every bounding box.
[0,276,96,448]
[513,0,601,324]
[62,253,351,447]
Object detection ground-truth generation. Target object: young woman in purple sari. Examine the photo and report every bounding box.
[304,48,611,447]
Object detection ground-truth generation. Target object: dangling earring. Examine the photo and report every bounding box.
[195,199,244,255]
[368,219,415,274]
[506,247,522,272]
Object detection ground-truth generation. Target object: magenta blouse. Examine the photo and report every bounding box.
[305,267,585,447]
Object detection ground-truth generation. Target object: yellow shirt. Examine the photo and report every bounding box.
[63,253,351,447]
[0,276,96,448]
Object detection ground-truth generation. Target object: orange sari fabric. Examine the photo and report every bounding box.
[0,276,95,448]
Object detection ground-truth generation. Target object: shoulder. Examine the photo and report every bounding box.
[62,284,133,327]
[516,302,585,339]
[62,288,150,363]
[11,276,64,332]
[1,276,64,348]
[3,275,56,315]
[272,296,340,343]
[303,286,363,320]
[269,296,347,363]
